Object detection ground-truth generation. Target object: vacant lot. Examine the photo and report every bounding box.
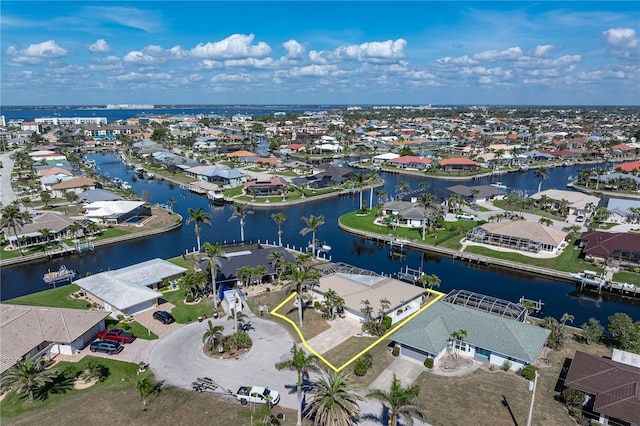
[415,332,612,426]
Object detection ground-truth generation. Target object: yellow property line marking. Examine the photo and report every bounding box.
[270,289,446,372]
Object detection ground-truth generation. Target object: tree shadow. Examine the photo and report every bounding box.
[34,375,75,401]
[501,394,519,426]
[360,405,390,425]
[554,357,573,393]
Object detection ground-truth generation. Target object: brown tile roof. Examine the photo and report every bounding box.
[0,304,109,374]
[51,177,98,190]
[579,231,640,259]
[439,157,479,166]
[565,351,640,424]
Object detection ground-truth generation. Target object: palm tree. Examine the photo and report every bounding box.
[203,242,224,309]
[395,180,410,197]
[229,203,253,242]
[202,320,224,352]
[416,193,435,240]
[275,344,322,426]
[304,371,364,426]
[451,329,468,359]
[367,374,426,426]
[282,267,320,328]
[271,212,287,246]
[136,377,155,407]
[539,217,553,227]
[228,308,248,334]
[300,214,325,256]
[186,207,212,252]
[38,228,53,254]
[40,190,52,207]
[1,355,57,402]
[1,203,30,255]
[535,167,549,194]
[351,172,366,210]
[417,273,441,292]
[267,249,286,281]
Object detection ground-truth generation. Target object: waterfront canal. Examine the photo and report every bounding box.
[2,152,638,325]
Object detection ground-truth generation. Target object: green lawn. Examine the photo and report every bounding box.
[120,321,159,340]
[5,284,89,309]
[612,270,640,286]
[160,290,218,324]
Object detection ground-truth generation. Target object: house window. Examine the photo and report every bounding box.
[476,347,491,358]
[455,341,467,352]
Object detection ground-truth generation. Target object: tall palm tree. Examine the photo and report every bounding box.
[267,249,286,281]
[351,172,366,210]
[228,308,248,334]
[300,214,325,256]
[283,266,320,328]
[275,344,322,426]
[202,320,224,352]
[271,212,287,246]
[304,371,364,426]
[535,167,549,194]
[395,180,410,197]
[416,193,435,240]
[451,329,468,359]
[167,198,176,213]
[2,355,57,402]
[229,203,253,242]
[367,374,426,426]
[186,207,212,252]
[1,203,30,255]
[203,242,224,309]
[38,228,53,254]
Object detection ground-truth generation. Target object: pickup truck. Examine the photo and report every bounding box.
[236,385,280,407]
[98,328,136,343]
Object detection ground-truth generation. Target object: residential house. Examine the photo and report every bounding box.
[387,156,432,170]
[0,304,109,374]
[564,350,640,426]
[1,211,77,249]
[244,177,287,197]
[392,293,550,371]
[466,220,568,255]
[530,189,600,217]
[578,231,640,266]
[311,264,426,324]
[606,198,640,223]
[381,200,439,229]
[439,158,481,172]
[447,184,506,203]
[215,246,296,288]
[83,200,150,224]
[50,177,100,198]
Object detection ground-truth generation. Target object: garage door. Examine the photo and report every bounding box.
[400,345,429,363]
[128,300,154,316]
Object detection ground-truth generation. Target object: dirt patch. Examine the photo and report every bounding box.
[73,378,99,390]
[202,345,250,360]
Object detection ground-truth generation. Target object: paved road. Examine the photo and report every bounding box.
[148,310,433,425]
[0,152,18,206]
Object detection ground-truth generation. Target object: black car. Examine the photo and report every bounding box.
[89,340,123,355]
[153,310,175,324]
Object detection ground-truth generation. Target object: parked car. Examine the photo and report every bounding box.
[236,385,280,407]
[153,310,175,324]
[456,213,476,220]
[575,215,585,222]
[97,328,136,343]
[89,340,123,355]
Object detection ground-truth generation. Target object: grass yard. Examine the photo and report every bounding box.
[320,337,395,388]
[415,332,613,426]
[160,289,217,324]
[2,357,298,426]
[612,269,640,286]
[5,284,88,309]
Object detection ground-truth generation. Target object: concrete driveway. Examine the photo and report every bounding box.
[82,337,159,365]
[148,311,432,425]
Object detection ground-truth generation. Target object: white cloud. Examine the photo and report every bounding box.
[190,34,272,59]
[211,73,252,83]
[6,40,68,65]
[223,57,274,68]
[283,40,305,58]
[602,28,639,58]
[288,64,337,77]
[122,45,169,63]
[434,55,479,66]
[473,47,523,61]
[114,71,172,82]
[530,45,555,57]
[88,39,111,53]
[309,39,407,64]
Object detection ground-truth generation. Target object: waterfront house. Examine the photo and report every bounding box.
[530,189,600,218]
[564,350,640,426]
[578,231,640,267]
[0,304,109,374]
[616,160,640,173]
[387,155,432,170]
[311,265,426,325]
[381,200,440,229]
[466,220,568,255]
[606,198,640,223]
[244,177,287,197]
[391,292,550,371]
[185,164,244,187]
[74,259,185,318]
[214,246,296,288]
[83,200,150,224]
[1,211,77,249]
[447,184,506,203]
[78,188,123,203]
[439,157,481,172]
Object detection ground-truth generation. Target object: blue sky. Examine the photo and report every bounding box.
[1,1,639,106]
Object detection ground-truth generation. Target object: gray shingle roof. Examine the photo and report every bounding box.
[391,301,550,363]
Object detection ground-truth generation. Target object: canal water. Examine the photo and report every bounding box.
[2,152,638,325]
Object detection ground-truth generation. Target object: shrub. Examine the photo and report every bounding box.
[424,357,434,369]
[313,301,322,311]
[502,360,513,371]
[381,315,392,330]
[59,364,79,380]
[353,359,368,376]
[392,346,400,357]
[562,387,585,408]
[116,314,125,321]
[82,360,109,382]
[520,365,537,381]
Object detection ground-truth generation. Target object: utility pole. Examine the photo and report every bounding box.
[526,370,539,426]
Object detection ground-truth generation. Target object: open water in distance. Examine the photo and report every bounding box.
[2,152,639,325]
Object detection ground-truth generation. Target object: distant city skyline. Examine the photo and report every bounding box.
[1,1,639,106]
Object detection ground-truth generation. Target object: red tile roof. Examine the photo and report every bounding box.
[616,161,640,172]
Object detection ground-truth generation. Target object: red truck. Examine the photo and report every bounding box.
[98,328,136,343]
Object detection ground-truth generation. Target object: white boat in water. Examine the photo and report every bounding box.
[121,181,132,190]
[571,270,607,288]
[207,189,225,205]
[43,265,76,284]
[307,240,331,253]
[490,181,507,189]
